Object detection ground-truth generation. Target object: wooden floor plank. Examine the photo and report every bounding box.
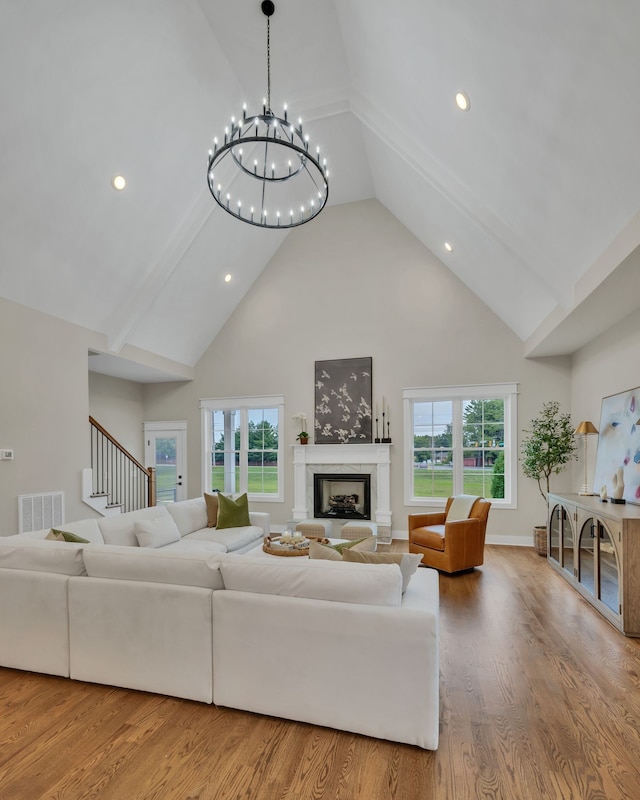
[1,544,640,799]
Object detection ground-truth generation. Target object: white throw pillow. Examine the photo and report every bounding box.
[134,516,181,548]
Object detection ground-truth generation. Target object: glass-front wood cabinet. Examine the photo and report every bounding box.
[548,494,640,637]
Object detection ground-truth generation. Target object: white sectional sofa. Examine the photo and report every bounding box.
[0,497,440,749]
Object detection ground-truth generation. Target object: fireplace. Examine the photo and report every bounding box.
[292,443,391,527]
[314,473,371,520]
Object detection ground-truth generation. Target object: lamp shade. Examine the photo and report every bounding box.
[574,420,598,435]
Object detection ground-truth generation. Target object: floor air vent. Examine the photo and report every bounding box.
[18,491,65,533]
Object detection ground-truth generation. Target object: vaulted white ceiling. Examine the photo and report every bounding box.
[2,0,639,378]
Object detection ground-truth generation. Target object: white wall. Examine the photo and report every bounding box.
[0,297,96,532]
[8,200,619,541]
[143,200,574,544]
[571,308,640,497]
[89,372,145,462]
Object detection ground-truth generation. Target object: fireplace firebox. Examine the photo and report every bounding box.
[313,473,371,520]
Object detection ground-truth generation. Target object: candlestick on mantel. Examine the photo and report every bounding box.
[381,400,392,443]
[375,416,380,443]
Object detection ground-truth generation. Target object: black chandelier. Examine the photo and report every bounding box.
[207,1,329,229]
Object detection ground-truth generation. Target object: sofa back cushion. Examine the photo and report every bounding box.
[219,555,402,607]
[55,519,105,544]
[166,497,208,537]
[134,516,181,548]
[97,505,170,547]
[83,545,224,589]
[0,539,87,575]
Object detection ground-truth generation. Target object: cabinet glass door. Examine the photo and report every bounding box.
[578,517,596,595]
[549,504,562,563]
[562,513,574,576]
[598,522,619,615]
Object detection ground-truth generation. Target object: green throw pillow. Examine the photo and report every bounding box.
[46,528,90,543]
[216,492,251,530]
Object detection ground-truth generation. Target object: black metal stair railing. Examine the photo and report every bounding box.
[89,416,156,513]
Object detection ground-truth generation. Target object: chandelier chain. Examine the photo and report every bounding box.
[266,16,271,113]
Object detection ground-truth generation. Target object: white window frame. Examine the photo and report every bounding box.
[200,395,284,503]
[403,383,518,509]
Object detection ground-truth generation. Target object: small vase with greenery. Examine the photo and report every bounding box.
[521,400,577,554]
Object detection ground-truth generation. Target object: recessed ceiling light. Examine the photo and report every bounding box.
[111,175,126,191]
[224,273,232,283]
[455,92,470,111]
[444,242,453,252]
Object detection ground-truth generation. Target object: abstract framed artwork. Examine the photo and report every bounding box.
[593,386,640,504]
[314,357,373,444]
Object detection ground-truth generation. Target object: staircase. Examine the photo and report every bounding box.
[84,416,156,516]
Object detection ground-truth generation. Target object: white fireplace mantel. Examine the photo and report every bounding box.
[292,443,391,526]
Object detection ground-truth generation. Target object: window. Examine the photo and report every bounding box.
[200,395,284,502]
[403,384,517,508]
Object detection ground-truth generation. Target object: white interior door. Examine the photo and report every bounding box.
[144,421,187,503]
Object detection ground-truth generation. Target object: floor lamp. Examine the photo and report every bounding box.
[575,420,599,496]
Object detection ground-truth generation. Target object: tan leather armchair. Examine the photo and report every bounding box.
[408,496,491,573]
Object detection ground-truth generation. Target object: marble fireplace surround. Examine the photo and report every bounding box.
[292,444,391,527]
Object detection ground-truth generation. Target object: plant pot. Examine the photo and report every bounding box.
[533,525,547,556]
[299,437,309,445]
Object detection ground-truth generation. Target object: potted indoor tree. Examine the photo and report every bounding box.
[521,400,577,555]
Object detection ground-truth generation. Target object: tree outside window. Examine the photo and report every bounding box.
[404,385,517,507]
[201,396,283,501]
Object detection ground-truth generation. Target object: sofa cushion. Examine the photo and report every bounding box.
[219,554,402,607]
[83,545,224,589]
[161,539,227,555]
[204,493,219,527]
[46,529,90,543]
[0,539,87,576]
[216,493,250,530]
[7,519,104,544]
[183,525,263,552]
[97,505,171,547]
[134,516,181,548]
[166,497,208,537]
[342,550,423,593]
[410,525,446,551]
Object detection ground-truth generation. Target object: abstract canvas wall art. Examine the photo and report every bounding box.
[593,386,640,504]
[314,357,372,444]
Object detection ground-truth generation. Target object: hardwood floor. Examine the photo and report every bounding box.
[2,545,640,799]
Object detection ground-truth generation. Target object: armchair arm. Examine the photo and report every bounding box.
[443,517,485,540]
[408,512,447,531]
